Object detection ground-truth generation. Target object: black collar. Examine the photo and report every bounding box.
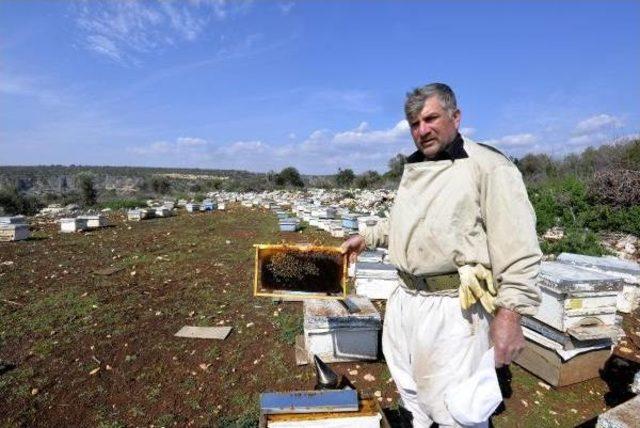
[406,133,468,163]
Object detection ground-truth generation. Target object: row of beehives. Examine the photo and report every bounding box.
[204,187,395,215]
[0,215,30,241]
[126,199,226,221]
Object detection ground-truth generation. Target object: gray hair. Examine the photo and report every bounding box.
[404,83,458,122]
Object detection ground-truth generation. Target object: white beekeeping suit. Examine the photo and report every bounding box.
[378,137,541,427]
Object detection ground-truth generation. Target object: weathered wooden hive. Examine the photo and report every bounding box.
[303,296,381,362]
[557,252,640,313]
[127,208,151,221]
[534,261,623,338]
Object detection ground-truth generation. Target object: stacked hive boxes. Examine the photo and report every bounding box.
[515,261,625,386]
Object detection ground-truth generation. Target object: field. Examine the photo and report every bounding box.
[0,206,623,427]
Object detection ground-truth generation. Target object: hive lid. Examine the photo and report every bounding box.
[557,252,640,278]
[538,262,624,293]
[304,296,381,330]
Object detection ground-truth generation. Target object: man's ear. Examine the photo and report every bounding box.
[453,109,461,128]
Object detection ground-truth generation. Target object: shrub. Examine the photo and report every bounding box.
[0,187,42,215]
[76,173,97,206]
[588,169,640,208]
[540,227,608,256]
[100,199,147,210]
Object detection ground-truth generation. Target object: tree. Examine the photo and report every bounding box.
[335,168,355,187]
[276,167,304,187]
[76,174,97,206]
[354,170,381,189]
[387,154,407,179]
[150,176,171,194]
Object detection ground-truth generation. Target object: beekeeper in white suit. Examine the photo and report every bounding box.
[341,83,542,427]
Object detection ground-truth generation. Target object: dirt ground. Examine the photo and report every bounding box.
[0,206,636,427]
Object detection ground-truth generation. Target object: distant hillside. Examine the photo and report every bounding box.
[0,165,261,196]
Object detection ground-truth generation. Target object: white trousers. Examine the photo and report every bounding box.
[382,287,492,427]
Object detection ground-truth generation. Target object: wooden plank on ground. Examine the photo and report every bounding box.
[174,326,232,340]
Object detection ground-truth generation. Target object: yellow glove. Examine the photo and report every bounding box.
[458,264,497,314]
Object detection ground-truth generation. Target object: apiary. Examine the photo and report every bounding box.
[303,296,381,362]
[0,223,30,241]
[557,252,640,313]
[186,203,200,213]
[77,214,107,229]
[254,244,348,299]
[534,262,623,336]
[59,217,88,233]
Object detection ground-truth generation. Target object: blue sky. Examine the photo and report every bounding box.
[1,0,639,174]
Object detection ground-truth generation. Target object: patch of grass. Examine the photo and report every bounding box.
[2,289,98,339]
[204,344,220,360]
[273,311,303,345]
[146,385,161,403]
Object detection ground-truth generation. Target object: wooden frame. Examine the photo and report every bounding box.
[253,244,348,300]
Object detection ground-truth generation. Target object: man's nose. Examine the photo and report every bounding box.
[419,122,431,137]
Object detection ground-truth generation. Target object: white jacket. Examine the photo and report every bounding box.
[385,137,542,315]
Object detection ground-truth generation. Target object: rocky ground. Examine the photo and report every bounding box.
[0,206,636,427]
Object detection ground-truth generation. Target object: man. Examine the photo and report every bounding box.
[341,83,542,427]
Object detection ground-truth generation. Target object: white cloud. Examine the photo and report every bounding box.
[483,133,538,149]
[574,114,623,135]
[460,127,476,137]
[128,136,210,156]
[74,0,240,64]
[278,1,295,15]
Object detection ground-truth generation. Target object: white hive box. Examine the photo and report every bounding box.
[154,207,171,217]
[127,209,149,221]
[0,215,27,224]
[185,203,200,213]
[557,252,640,314]
[358,250,386,264]
[0,223,30,241]
[596,395,640,428]
[59,218,88,233]
[78,214,107,229]
[354,262,399,300]
[303,296,381,363]
[535,262,623,337]
[217,202,226,210]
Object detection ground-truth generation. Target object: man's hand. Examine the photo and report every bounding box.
[490,307,525,367]
[340,235,367,263]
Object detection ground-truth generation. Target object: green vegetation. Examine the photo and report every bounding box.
[100,198,148,210]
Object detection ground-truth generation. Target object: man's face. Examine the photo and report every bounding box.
[409,96,461,159]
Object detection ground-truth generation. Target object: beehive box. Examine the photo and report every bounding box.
[78,214,107,229]
[535,262,623,334]
[127,209,150,221]
[59,218,88,233]
[254,244,348,299]
[186,203,200,213]
[260,395,386,428]
[0,224,30,241]
[557,253,640,313]
[303,296,381,362]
